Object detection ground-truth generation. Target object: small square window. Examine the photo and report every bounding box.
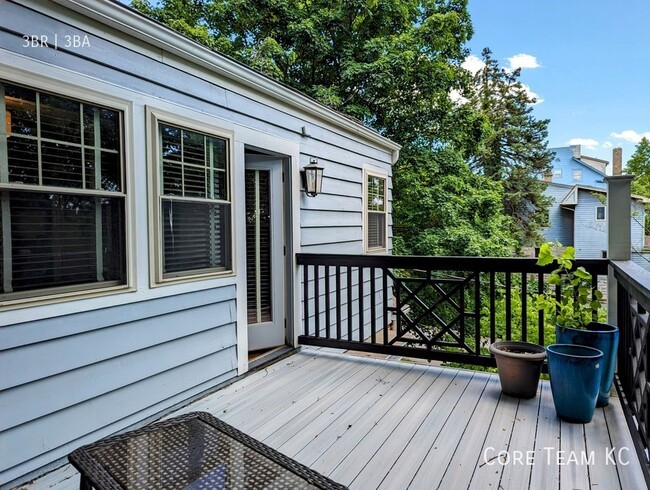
[572,170,582,181]
[596,206,606,221]
[553,168,562,179]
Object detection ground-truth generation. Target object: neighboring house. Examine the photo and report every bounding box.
[0,0,400,486]
[542,145,648,261]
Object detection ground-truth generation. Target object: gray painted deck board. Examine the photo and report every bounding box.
[260,360,401,450]
[437,376,502,490]
[331,368,447,486]
[497,388,543,490]
[377,370,476,490]
[23,349,647,490]
[311,364,436,477]
[469,380,520,489]
[407,372,491,489]
[528,381,561,489]
[559,420,590,489]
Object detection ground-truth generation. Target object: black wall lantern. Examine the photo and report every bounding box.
[301,158,324,197]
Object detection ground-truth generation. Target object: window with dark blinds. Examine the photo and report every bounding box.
[157,122,231,278]
[366,174,387,250]
[0,82,126,299]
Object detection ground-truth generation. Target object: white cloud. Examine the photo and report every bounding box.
[602,141,613,149]
[449,89,469,105]
[461,55,485,75]
[610,130,650,144]
[568,138,599,151]
[507,53,541,71]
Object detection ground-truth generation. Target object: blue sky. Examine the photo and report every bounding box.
[465,0,650,170]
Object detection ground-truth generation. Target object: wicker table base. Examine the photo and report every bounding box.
[68,412,348,490]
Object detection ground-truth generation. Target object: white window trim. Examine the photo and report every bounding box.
[595,205,607,221]
[363,169,388,254]
[572,169,582,182]
[553,168,562,179]
[146,106,236,287]
[0,75,136,309]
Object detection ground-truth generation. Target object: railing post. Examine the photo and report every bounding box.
[605,175,634,325]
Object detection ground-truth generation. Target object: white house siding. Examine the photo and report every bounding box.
[0,0,396,486]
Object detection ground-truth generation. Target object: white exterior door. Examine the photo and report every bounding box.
[245,155,285,351]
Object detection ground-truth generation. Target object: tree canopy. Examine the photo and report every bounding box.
[132,0,550,256]
[467,48,552,246]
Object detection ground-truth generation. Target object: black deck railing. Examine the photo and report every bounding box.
[613,260,650,480]
[297,254,608,368]
[297,253,649,481]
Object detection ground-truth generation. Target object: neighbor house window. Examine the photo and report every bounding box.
[154,120,231,281]
[572,170,582,181]
[596,206,606,221]
[0,82,126,300]
[553,168,562,179]
[366,173,387,251]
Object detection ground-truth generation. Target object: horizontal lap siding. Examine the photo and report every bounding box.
[0,2,395,486]
[542,184,574,245]
[574,190,607,258]
[0,290,238,484]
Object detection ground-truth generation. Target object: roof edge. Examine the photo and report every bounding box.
[46,0,401,154]
[571,158,607,176]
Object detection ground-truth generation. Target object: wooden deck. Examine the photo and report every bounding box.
[21,347,647,489]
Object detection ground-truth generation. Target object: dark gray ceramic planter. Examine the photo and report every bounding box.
[489,341,547,399]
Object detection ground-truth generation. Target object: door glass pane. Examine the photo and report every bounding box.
[246,170,272,324]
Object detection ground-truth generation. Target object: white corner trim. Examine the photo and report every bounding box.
[45,0,401,154]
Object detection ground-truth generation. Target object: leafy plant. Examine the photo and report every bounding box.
[535,242,603,329]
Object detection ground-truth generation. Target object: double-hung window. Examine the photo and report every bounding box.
[153,117,232,281]
[365,172,387,252]
[0,82,126,300]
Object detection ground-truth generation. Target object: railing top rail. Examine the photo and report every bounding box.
[296,253,609,275]
[611,260,650,310]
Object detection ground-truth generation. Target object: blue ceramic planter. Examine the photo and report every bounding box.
[547,344,603,423]
[555,322,619,407]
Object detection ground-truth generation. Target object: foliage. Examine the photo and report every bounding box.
[131,1,540,257]
[534,242,603,329]
[467,48,553,247]
[626,136,650,232]
[392,147,518,256]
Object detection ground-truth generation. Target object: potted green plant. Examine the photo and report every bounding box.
[535,242,619,409]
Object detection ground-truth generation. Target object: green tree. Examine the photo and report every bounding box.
[392,146,517,256]
[626,136,650,232]
[131,0,517,256]
[468,48,553,248]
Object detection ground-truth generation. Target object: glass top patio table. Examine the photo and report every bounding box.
[68,411,348,490]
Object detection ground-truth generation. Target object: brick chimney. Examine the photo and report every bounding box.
[571,145,581,159]
[613,147,623,176]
